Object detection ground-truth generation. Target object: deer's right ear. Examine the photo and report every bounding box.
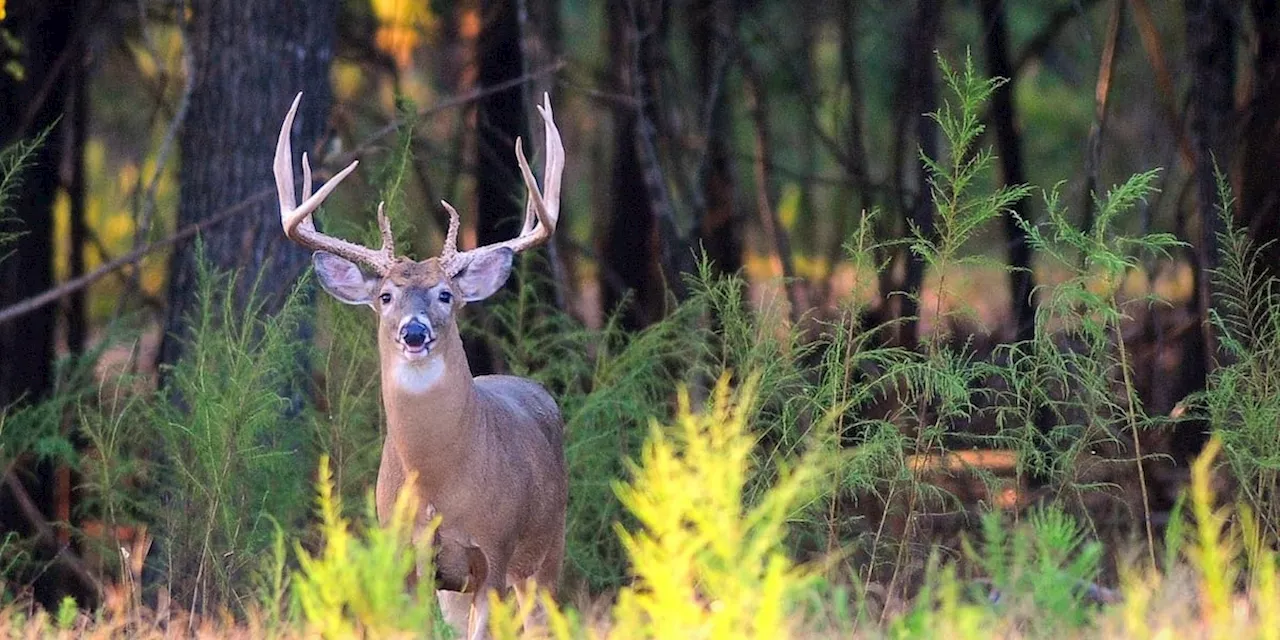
[313,251,378,306]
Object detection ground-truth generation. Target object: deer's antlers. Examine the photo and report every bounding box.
[275,92,564,275]
[274,92,398,274]
[439,93,564,276]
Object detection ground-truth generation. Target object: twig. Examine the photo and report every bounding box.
[13,0,113,140]
[3,471,104,599]
[119,20,195,319]
[1011,0,1106,73]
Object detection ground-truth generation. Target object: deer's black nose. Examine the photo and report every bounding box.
[402,320,430,348]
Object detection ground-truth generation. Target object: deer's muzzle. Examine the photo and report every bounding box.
[401,319,434,350]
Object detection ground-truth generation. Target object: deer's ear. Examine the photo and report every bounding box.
[313,251,378,306]
[450,248,514,302]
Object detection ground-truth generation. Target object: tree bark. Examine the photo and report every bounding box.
[691,0,741,276]
[158,0,339,370]
[518,0,568,311]
[980,0,1038,343]
[0,0,77,610]
[468,0,530,373]
[602,0,667,331]
[67,39,89,356]
[1240,0,1280,273]
[1186,0,1239,371]
[0,0,71,416]
[838,0,875,288]
[476,0,530,253]
[1178,0,1240,462]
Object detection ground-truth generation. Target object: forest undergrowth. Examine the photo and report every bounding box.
[2,54,1280,637]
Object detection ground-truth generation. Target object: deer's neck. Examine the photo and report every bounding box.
[380,329,481,489]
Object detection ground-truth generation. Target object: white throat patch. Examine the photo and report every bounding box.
[393,358,446,394]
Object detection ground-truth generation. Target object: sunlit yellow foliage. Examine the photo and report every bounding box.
[1101,437,1280,639]
[371,0,437,69]
[609,374,819,639]
[293,456,442,639]
[778,182,801,230]
[0,0,7,22]
[332,60,365,103]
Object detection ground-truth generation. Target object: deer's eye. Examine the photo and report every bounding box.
[379,292,392,305]
[438,290,453,304]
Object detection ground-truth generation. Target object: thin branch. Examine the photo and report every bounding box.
[118,22,195,319]
[1011,0,1106,73]
[1082,0,1124,235]
[4,471,104,599]
[1129,0,1197,168]
[0,189,272,327]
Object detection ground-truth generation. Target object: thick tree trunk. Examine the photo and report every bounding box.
[476,0,530,253]
[158,0,338,370]
[467,0,530,374]
[0,0,70,418]
[980,0,1038,343]
[0,0,77,609]
[1177,0,1239,462]
[897,1,941,348]
[518,0,568,311]
[1241,0,1280,273]
[602,0,667,331]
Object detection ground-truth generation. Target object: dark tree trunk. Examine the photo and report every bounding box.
[980,0,1038,343]
[0,0,70,419]
[1241,0,1280,272]
[1177,0,1240,462]
[0,0,77,610]
[518,0,568,311]
[476,0,530,254]
[691,0,741,276]
[469,0,530,374]
[158,0,338,370]
[602,0,667,331]
[897,0,942,348]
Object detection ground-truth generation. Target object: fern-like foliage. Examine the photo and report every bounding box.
[0,126,50,259]
[147,244,313,612]
[1193,169,1280,534]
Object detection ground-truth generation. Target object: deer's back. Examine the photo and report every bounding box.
[474,374,564,454]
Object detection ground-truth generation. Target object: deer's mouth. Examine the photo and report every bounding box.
[401,338,436,360]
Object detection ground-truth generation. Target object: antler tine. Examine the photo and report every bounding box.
[443,93,564,275]
[376,201,395,255]
[439,200,462,264]
[275,92,398,273]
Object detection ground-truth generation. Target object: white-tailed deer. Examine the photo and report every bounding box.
[273,92,567,640]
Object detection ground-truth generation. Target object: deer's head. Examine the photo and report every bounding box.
[272,93,563,369]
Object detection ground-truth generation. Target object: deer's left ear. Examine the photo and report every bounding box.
[450,248,514,302]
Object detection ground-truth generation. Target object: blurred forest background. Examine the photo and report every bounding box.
[1,0,1279,628]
